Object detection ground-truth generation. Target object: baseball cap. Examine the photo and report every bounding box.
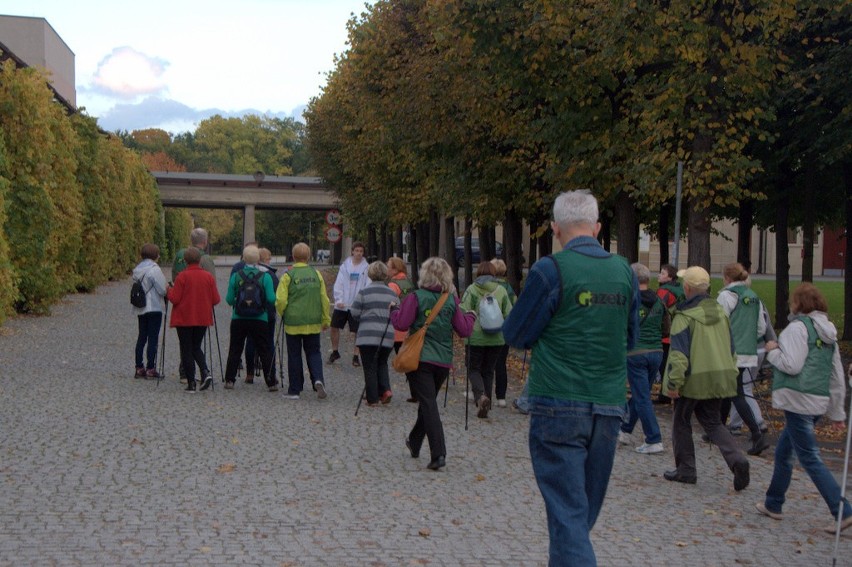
[677,266,710,289]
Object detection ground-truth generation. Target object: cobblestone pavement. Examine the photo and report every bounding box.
[0,268,849,566]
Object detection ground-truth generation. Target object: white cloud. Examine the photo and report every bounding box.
[91,46,169,98]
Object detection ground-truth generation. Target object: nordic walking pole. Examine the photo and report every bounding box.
[831,370,852,566]
[212,307,225,382]
[355,306,393,416]
[464,364,470,431]
[157,299,169,387]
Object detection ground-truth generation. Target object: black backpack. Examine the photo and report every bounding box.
[235,269,266,317]
[130,267,153,308]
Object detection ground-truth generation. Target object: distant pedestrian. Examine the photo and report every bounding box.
[350,261,398,406]
[387,256,416,403]
[662,266,750,491]
[391,257,475,471]
[244,247,279,384]
[490,258,517,408]
[756,283,852,534]
[654,263,683,405]
[275,243,331,399]
[502,190,639,566]
[166,247,221,393]
[329,241,371,366]
[131,243,168,378]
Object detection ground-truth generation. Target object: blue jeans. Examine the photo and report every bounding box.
[135,312,162,369]
[528,397,623,567]
[764,411,852,519]
[285,333,323,395]
[622,352,663,444]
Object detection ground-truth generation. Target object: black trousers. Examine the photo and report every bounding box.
[719,368,762,440]
[408,362,449,461]
[671,397,748,476]
[467,344,501,401]
[176,326,209,382]
[225,318,275,387]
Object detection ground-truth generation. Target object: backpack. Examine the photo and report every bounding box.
[235,269,266,317]
[478,293,504,334]
[130,267,153,308]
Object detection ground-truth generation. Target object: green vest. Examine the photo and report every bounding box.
[728,285,759,356]
[634,296,665,351]
[411,289,456,366]
[660,281,686,303]
[283,265,323,326]
[773,316,833,397]
[394,276,414,298]
[528,248,633,405]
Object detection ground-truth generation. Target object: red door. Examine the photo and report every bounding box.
[822,227,846,273]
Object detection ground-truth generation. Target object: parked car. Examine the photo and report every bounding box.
[455,237,503,265]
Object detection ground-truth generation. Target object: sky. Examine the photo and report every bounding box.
[2,0,369,133]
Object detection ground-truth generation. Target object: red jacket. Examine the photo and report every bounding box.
[167,264,221,327]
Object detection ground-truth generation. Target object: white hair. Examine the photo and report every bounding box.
[631,263,651,284]
[190,227,209,247]
[553,190,598,230]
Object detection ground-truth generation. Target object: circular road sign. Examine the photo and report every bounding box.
[325,225,342,243]
[325,209,341,226]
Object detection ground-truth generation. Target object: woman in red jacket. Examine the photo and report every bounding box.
[167,247,221,392]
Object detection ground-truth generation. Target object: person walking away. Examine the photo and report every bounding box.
[391,257,476,471]
[132,243,168,378]
[244,247,279,383]
[275,243,331,399]
[387,256,416,402]
[618,263,669,454]
[329,241,371,366]
[460,261,512,419]
[654,264,683,404]
[502,190,639,567]
[756,283,852,533]
[490,259,517,408]
[717,262,770,456]
[166,247,221,392]
[223,245,278,391]
[350,261,399,406]
[662,266,750,491]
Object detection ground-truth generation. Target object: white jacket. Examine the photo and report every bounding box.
[131,259,168,315]
[332,257,371,309]
[767,311,846,421]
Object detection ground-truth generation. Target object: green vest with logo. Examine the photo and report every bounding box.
[394,276,414,298]
[411,289,455,366]
[772,316,833,397]
[728,285,759,356]
[283,265,323,326]
[528,249,633,404]
[634,296,665,351]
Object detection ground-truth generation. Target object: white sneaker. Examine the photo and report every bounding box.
[636,442,664,454]
[315,381,327,399]
[617,431,632,445]
[496,399,507,408]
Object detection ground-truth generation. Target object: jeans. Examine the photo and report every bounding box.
[176,326,209,382]
[622,351,663,444]
[408,363,449,461]
[527,396,623,567]
[359,345,392,403]
[135,312,162,369]
[284,333,324,395]
[764,411,852,519]
[467,345,501,401]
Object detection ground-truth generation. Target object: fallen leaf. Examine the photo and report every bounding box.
[418,528,431,537]
[475,474,486,482]
[217,463,236,473]
[675,541,688,547]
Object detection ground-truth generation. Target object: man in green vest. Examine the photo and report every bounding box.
[503,190,640,567]
[662,266,750,491]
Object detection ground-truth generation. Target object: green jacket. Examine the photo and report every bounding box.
[460,276,512,346]
[663,294,738,399]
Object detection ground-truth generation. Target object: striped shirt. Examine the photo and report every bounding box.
[350,282,399,348]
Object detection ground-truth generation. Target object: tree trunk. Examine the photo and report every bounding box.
[737,200,754,271]
[843,161,852,340]
[775,186,791,329]
[615,191,638,262]
[687,200,711,270]
[504,209,523,294]
[416,221,429,266]
[658,202,670,267]
[599,213,612,252]
[429,208,440,257]
[802,176,815,282]
[367,224,378,263]
[410,224,419,284]
[394,226,404,259]
[528,213,541,266]
[480,225,494,262]
[444,216,459,293]
[464,217,473,289]
[538,221,553,258]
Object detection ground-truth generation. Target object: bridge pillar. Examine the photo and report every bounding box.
[243,204,256,245]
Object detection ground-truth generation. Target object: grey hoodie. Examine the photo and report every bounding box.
[767,311,846,421]
[131,259,168,315]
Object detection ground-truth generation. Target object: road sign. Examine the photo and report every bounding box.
[325,225,342,243]
[325,209,341,226]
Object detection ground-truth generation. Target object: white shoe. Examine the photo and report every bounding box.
[636,442,664,454]
[315,381,327,399]
[617,431,632,445]
[496,399,507,408]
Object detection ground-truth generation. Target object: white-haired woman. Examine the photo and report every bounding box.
[391,257,476,470]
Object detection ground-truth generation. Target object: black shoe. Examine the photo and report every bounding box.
[184,381,197,393]
[406,439,419,459]
[663,469,697,484]
[747,432,770,456]
[427,456,446,470]
[733,460,750,491]
[224,381,235,390]
[654,395,671,405]
[327,351,341,364]
[199,375,213,391]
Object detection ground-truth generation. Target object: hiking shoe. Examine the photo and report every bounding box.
[199,375,213,391]
[618,431,632,445]
[327,351,341,364]
[664,470,697,484]
[512,398,529,415]
[477,395,491,419]
[135,367,146,378]
[496,399,507,408]
[733,460,750,491]
[145,368,160,379]
[755,502,783,520]
[427,456,446,470]
[406,438,419,458]
[406,397,417,403]
[184,382,197,393]
[224,381,235,390]
[381,390,393,404]
[352,355,361,367]
[315,381,327,399]
[747,432,770,456]
[268,384,279,392]
[180,377,187,385]
[636,442,664,455]
[823,515,852,534]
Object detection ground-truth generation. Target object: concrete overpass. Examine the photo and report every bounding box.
[153,171,339,244]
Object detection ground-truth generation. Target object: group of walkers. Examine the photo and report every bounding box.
[130,193,851,566]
